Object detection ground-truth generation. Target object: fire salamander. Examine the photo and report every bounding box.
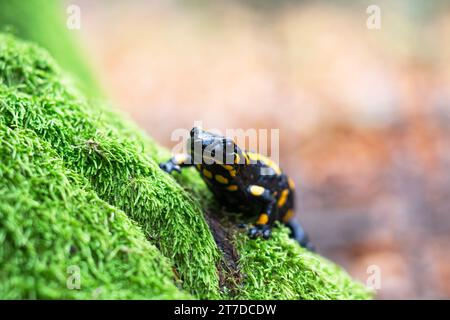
[159,127,313,249]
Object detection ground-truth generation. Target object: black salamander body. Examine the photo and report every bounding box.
[159,127,313,249]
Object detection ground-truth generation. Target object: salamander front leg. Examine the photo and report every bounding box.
[246,185,277,240]
[159,154,192,174]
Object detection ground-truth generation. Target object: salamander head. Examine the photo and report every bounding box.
[188,127,244,165]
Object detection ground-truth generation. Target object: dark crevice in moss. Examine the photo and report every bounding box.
[204,208,243,297]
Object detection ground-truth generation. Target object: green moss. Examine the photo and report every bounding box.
[0,33,221,299]
[234,226,372,299]
[0,0,102,98]
[0,32,372,299]
[0,124,190,299]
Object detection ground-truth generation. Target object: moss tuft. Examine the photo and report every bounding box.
[234,225,372,299]
[0,124,190,299]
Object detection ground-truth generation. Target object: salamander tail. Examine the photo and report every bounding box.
[285,220,315,251]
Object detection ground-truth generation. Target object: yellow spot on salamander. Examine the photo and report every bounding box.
[222,164,234,170]
[215,175,229,184]
[283,209,294,222]
[265,159,281,175]
[203,169,213,179]
[256,213,269,225]
[196,164,202,170]
[247,152,259,162]
[247,152,281,175]
[249,185,265,196]
[221,164,236,176]
[288,178,295,189]
[226,185,238,191]
[244,154,250,164]
[277,189,289,207]
[234,154,240,164]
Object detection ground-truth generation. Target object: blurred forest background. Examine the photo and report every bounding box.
[66,0,449,299]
